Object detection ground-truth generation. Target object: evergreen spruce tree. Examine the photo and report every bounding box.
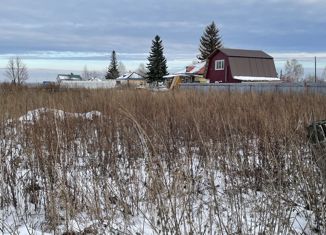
[146,35,168,83]
[106,50,119,79]
[198,21,223,61]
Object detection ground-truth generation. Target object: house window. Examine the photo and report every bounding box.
[215,60,225,70]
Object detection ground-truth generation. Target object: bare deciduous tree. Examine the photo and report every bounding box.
[82,65,101,80]
[82,65,91,80]
[5,57,29,84]
[282,59,304,82]
[322,66,326,81]
[118,61,127,75]
[304,74,325,83]
[136,63,148,78]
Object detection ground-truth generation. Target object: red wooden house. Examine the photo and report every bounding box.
[206,48,279,83]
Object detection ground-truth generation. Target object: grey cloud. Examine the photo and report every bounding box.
[0,0,325,57]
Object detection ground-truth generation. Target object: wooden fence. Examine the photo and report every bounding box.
[180,82,326,94]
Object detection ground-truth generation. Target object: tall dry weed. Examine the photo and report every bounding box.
[0,84,326,234]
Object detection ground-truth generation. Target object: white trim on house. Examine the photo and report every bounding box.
[215,60,225,70]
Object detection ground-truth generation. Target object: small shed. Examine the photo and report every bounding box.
[206,48,279,83]
[116,72,147,87]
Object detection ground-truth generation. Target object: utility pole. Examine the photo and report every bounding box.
[315,56,317,83]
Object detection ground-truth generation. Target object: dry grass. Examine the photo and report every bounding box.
[1,84,326,234]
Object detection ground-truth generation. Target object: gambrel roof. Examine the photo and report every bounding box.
[210,48,278,80]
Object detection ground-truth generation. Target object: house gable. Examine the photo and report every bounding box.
[206,51,237,83]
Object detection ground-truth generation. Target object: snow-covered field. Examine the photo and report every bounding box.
[1,106,325,234]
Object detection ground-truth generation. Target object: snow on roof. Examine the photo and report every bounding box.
[188,61,206,74]
[88,77,104,82]
[57,73,82,81]
[234,76,280,82]
[176,61,206,75]
[57,75,70,80]
[163,74,177,79]
[163,74,192,79]
[116,72,145,80]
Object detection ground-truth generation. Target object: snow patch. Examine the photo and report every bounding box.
[17,108,102,124]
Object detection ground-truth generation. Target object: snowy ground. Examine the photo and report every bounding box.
[0,108,325,234]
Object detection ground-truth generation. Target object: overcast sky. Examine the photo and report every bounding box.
[1,0,203,55]
[0,0,326,71]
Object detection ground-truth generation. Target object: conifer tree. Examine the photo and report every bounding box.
[106,50,119,79]
[146,35,168,83]
[198,21,223,61]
